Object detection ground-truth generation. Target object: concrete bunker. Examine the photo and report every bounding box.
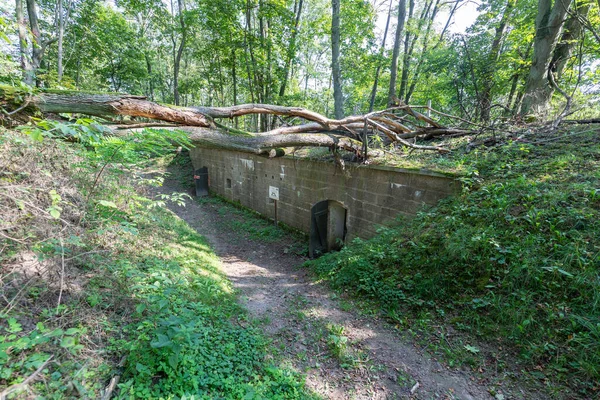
[309,200,347,258]
[190,148,461,243]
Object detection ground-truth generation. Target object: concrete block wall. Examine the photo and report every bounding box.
[190,148,461,240]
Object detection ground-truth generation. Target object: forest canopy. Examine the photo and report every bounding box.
[0,0,599,130]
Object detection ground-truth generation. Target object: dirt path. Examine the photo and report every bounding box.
[150,165,497,400]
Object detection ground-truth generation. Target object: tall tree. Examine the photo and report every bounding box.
[404,0,443,103]
[15,0,30,80]
[279,0,304,99]
[22,0,56,84]
[550,0,590,79]
[480,0,517,122]
[172,0,186,105]
[388,0,407,105]
[519,0,574,115]
[331,0,343,118]
[368,0,393,111]
[398,0,416,101]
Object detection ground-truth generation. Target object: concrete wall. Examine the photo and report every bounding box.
[190,148,460,240]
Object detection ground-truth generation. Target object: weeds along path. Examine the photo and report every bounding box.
[149,162,493,400]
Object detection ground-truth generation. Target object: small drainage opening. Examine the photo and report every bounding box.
[226,178,232,188]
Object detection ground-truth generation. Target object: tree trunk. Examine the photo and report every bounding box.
[231,48,237,107]
[279,0,304,99]
[369,0,393,112]
[57,0,64,82]
[404,0,442,104]
[15,0,32,84]
[179,128,362,156]
[173,0,187,106]
[519,0,573,116]
[25,0,43,83]
[480,0,517,122]
[145,53,154,100]
[398,0,416,101]
[387,0,407,105]
[25,0,57,85]
[331,0,344,119]
[550,1,589,79]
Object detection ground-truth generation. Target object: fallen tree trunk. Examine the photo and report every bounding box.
[2,89,474,155]
[179,127,363,156]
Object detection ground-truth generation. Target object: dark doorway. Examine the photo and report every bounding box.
[309,200,347,258]
[194,167,209,197]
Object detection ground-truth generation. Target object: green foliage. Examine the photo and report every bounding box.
[0,322,83,385]
[326,324,348,359]
[198,196,292,242]
[0,129,316,399]
[306,130,600,394]
[2,0,599,121]
[108,210,312,399]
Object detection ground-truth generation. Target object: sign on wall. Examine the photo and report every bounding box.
[269,186,279,200]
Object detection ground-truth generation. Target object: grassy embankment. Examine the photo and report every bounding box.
[307,128,600,397]
[0,123,316,399]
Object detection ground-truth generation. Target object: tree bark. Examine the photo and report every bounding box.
[34,93,212,126]
[550,1,589,79]
[331,0,344,119]
[388,0,407,105]
[15,0,31,84]
[25,0,56,85]
[57,0,64,82]
[519,0,574,116]
[179,127,363,156]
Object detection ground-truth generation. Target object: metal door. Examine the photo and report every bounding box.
[194,167,209,197]
[309,200,329,258]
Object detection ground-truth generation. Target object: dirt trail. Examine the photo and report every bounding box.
[150,165,497,400]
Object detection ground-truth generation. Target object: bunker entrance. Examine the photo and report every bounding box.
[309,200,347,258]
[194,167,209,197]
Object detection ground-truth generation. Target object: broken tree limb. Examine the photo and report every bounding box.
[563,118,600,124]
[193,103,363,130]
[401,127,476,140]
[366,119,450,153]
[394,105,443,128]
[370,115,412,133]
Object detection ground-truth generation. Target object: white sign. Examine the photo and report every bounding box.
[269,186,279,200]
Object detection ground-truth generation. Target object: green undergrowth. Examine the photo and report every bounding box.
[306,127,600,397]
[0,123,316,399]
[196,193,308,249]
